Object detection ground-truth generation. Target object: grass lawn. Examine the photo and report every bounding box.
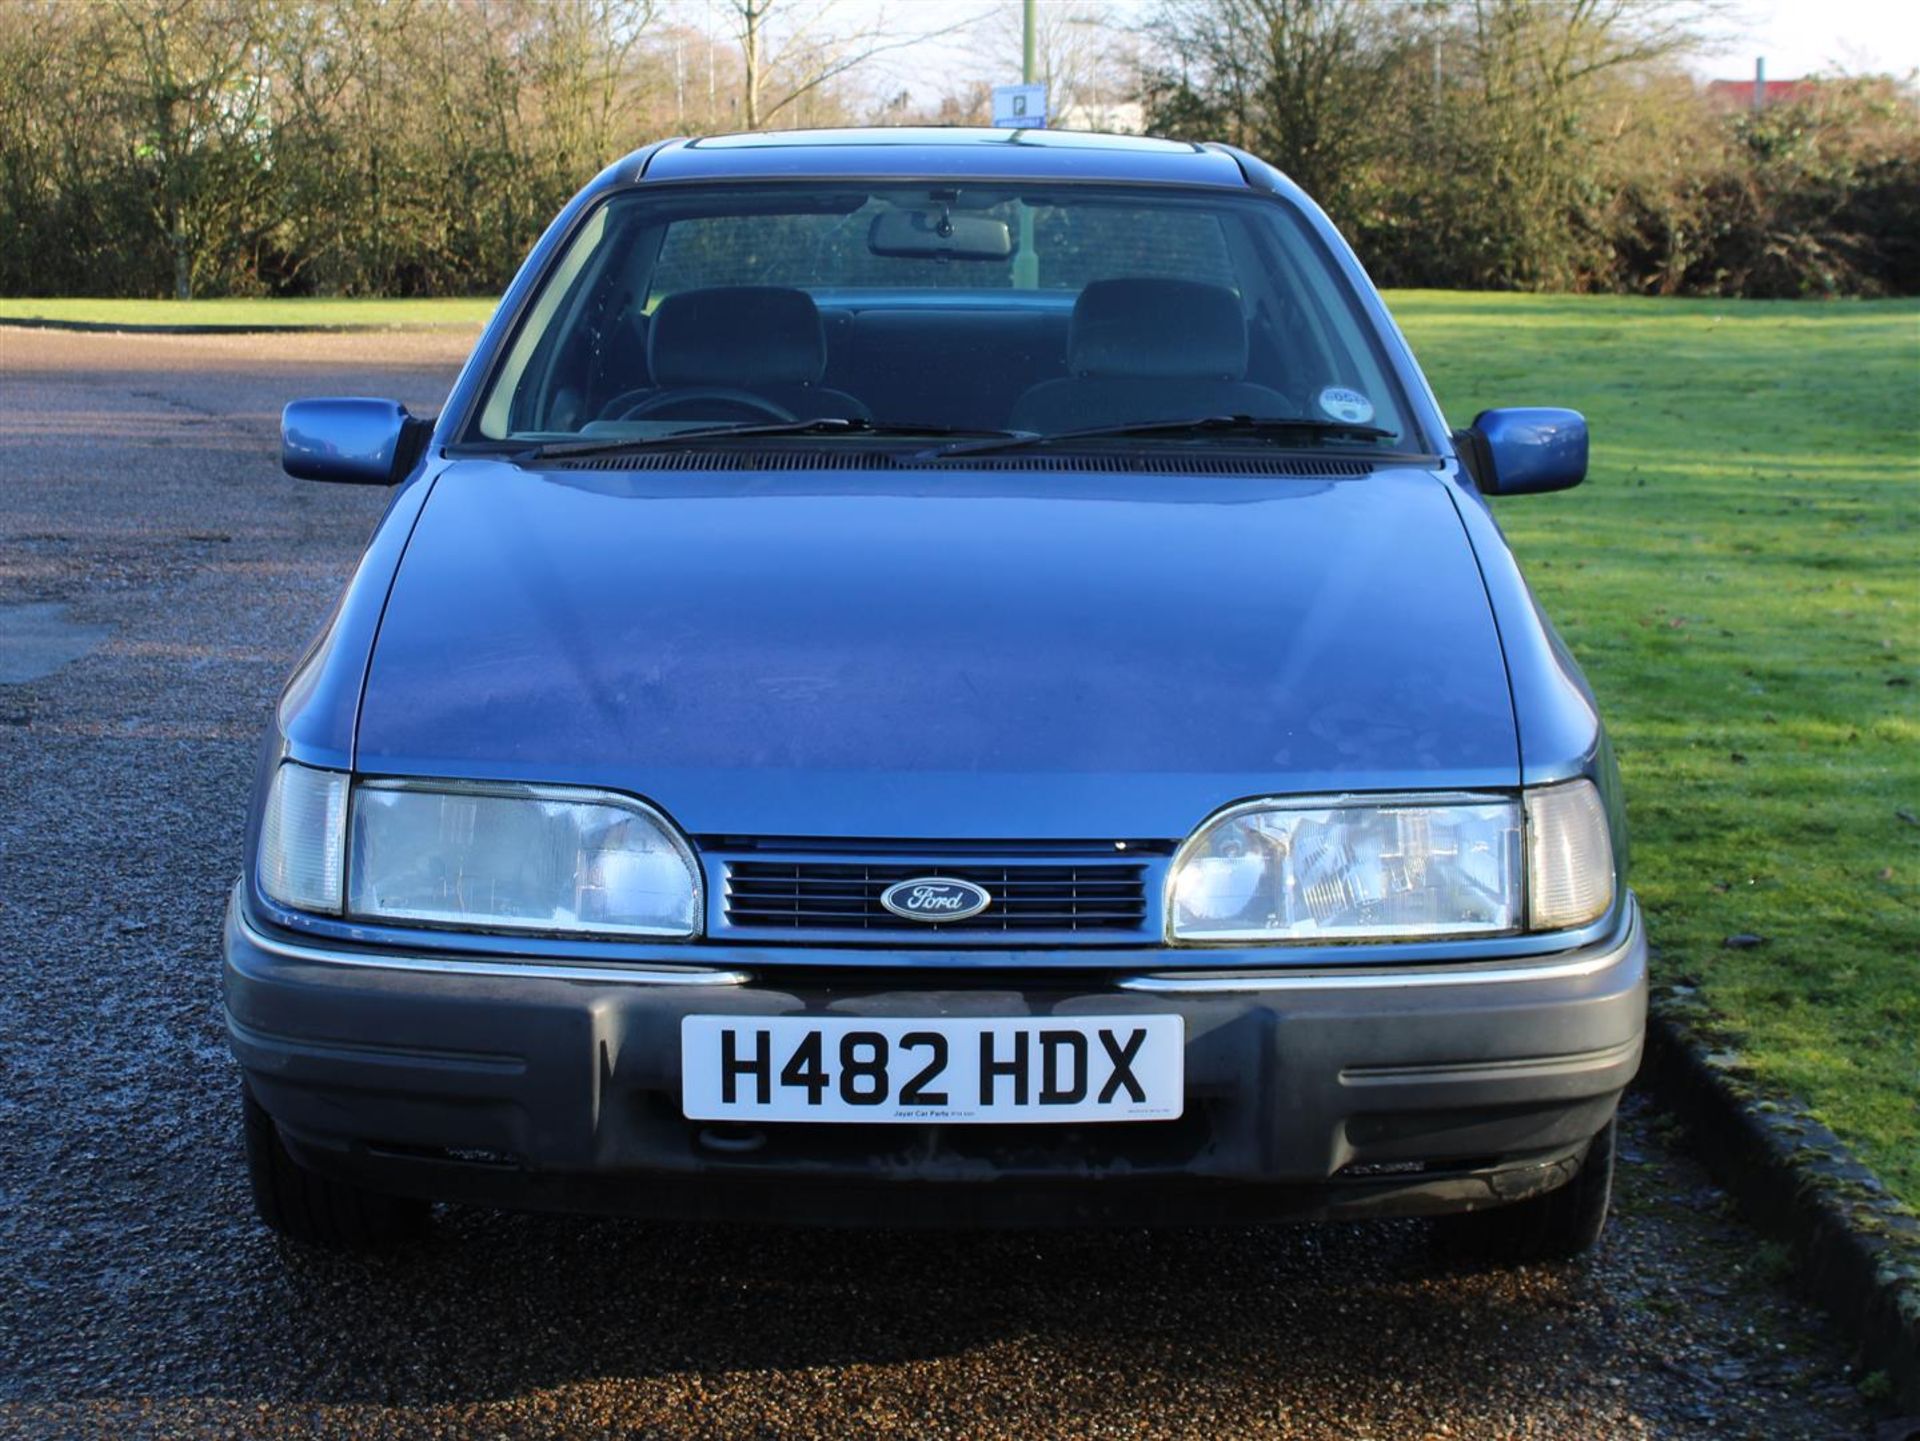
[0,296,495,330]
[1388,291,1919,1207]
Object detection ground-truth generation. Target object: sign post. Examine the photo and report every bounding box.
[1006,0,1042,287]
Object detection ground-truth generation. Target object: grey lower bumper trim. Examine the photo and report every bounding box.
[1340,1036,1644,1084]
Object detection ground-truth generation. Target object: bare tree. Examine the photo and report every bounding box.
[113,0,275,298]
[524,0,661,173]
[868,80,993,128]
[1146,0,1420,210]
[725,0,973,130]
[1452,0,1716,285]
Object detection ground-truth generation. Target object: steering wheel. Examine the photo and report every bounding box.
[615,388,797,423]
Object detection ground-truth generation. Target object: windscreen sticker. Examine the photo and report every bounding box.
[1317,386,1375,424]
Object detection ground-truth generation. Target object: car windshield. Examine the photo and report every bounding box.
[471,182,1419,452]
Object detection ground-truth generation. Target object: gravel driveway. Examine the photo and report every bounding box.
[0,327,1883,1439]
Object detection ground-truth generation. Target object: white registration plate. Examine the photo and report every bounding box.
[681,1015,1184,1124]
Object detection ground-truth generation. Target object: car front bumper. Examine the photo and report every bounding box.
[223,890,1647,1227]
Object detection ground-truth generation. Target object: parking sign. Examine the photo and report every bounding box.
[992,83,1048,129]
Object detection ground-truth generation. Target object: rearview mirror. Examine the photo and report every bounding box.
[1457,408,1587,495]
[281,398,432,485]
[868,209,1013,261]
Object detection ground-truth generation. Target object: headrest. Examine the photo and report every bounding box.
[649,286,826,388]
[1069,278,1248,380]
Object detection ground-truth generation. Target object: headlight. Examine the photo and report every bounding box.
[1169,794,1522,944]
[258,762,348,913]
[1168,783,1616,944]
[347,780,701,938]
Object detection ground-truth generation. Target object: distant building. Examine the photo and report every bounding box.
[1055,101,1145,135]
[1706,78,1820,111]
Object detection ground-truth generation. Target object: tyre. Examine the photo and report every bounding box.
[242,1086,430,1248]
[1432,1118,1615,1265]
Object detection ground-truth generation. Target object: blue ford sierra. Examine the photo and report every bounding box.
[230,128,1643,1258]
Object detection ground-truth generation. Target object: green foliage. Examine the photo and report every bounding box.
[1393,289,1920,1204]
[1145,0,1920,297]
[0,0,851,299]
[1594,76,1920,298]
[0,0,656,298]
[3,0,1915,300]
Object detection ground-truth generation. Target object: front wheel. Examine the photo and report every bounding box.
[1432,1118,1615,1265]
[241,1087,430,1248]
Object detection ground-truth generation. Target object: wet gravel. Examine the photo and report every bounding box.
[0,327,1887,1438]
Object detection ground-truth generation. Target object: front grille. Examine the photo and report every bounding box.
[724,858,1150,935]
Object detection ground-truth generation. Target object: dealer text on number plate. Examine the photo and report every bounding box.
[681,1015,1184,1123]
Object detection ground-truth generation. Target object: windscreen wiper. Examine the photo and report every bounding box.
[516,417,1016,463]
[920,414,1397,460]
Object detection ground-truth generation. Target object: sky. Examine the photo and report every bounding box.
[1696,0,1920,79]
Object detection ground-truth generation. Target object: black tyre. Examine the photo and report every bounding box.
[242,1087,430,1248]
[1432,1118,1615,1265]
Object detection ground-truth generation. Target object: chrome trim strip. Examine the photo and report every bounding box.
[1116,916,1638,993]
[235,909,750,987]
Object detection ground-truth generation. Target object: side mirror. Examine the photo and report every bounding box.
[1455,407,1587,495]
[281,398,432,485]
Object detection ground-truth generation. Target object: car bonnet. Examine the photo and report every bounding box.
[353,458,1518,840]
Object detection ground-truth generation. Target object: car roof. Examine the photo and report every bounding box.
[626,127,1252,189]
